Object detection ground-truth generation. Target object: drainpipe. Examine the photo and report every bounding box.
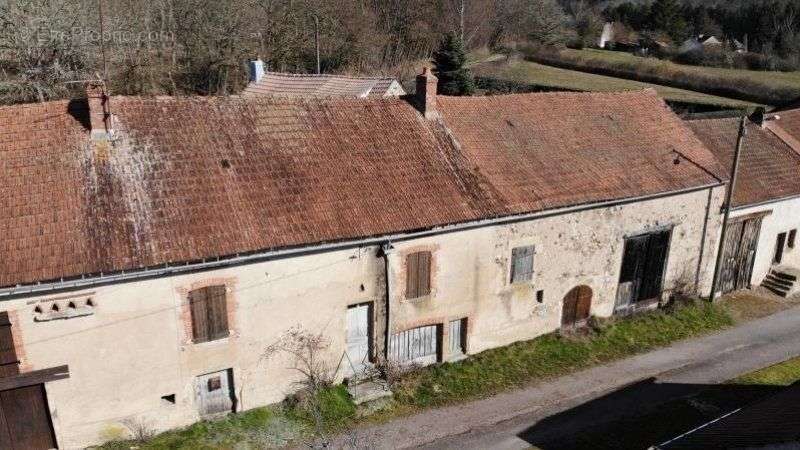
[709,116,747,301]
[694,186,714,292]
[380,242,395,361]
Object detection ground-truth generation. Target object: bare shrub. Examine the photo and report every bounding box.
[120,417,156,443]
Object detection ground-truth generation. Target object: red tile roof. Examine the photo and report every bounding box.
[769,108,800,157]
[0,90,723,288]
[243,72,405,98]
[687,117,800,208]
[437,90,725,214]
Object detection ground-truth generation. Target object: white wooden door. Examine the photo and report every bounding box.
[346,303,371,373]
[449,318,466,356]
[195,369,233,416]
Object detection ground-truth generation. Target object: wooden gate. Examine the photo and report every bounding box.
[562,286,592,328]
[719,216,763,294]
[614,230,671,313]
[389,325,439,366]
[0,384,57,450]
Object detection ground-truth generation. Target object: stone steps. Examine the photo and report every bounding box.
[762,266,800,298]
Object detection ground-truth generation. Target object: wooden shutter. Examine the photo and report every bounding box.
[0,313,19,377]
[406,252,431,299]
[206,286,229,340]
[789,229,797,249]
[189,288,210,343]
[510,246,534,283]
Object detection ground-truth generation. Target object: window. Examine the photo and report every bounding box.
[789,229,797,249]
[775,232,787,264]
[406,251,431,299]
[510,246,535,283]
[189,285,229,343]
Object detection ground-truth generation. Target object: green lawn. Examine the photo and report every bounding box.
[98,301,734,449]
[733,356,800,386]
[474,58,758,109]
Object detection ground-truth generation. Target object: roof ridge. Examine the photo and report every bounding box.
[261,71,396,81]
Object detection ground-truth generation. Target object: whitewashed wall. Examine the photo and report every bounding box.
[0,186,724,448]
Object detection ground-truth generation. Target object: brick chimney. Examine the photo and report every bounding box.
[416,67,439,120]
[249,59,265,83]
[86,82,113,138]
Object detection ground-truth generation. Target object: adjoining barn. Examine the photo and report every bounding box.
[688,114,800,297]
[0,72,726,448]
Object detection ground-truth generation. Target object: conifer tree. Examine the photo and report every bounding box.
[432,33,475,96]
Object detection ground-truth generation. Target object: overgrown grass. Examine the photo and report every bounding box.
[99,301,733,449]
[523,47,800,107]
[473,57,757,110]
[733,357,800,386]
[392,301,733,409]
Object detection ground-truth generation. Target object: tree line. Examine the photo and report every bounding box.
[0,0,577,104]
[1,0,796,106]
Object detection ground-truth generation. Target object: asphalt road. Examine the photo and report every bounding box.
[333,305,800,450]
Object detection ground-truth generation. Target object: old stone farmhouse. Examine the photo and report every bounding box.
[0,71,730,448]
[688,112,800,297]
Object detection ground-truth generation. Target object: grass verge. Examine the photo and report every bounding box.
[98,301,734,449]
[733,356,800,386]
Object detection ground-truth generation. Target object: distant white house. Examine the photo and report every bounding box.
[242,59,406,99]
[680,35,723,53]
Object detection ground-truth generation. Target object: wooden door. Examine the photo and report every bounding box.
[346,303,372,373]
[195,369,234,416]
[0,384,57,450]
[719,217,763,294]
[448,318,467,357]
[389,325,439,365]
[562,286,592,328]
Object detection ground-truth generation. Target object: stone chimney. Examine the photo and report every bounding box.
[249,59,265,83]
[416,67,439,120]
[86,82,113,138]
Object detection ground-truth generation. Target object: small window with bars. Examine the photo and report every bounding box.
[189,285,230,343]
[406,251,432,299]
[510,246,535,284]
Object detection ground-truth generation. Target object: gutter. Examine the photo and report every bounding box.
[0,182,724,300]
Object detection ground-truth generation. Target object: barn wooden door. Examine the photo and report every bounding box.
[0,312,58,449]
[562,286,592,328]
[0,384,57,450]
[719,217,763,294]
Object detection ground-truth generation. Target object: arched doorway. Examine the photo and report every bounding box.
[562,285,593,328]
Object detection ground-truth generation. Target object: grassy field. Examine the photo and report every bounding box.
[564,48,800,89]
[98,300,735,449]
[523,47,800,107]
[474,58,758,109]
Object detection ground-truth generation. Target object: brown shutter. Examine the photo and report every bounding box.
[0,313,19,377]
[418,252,431,296]
[406,252,431,299]
[207,286,229,340]
[189,288,209,343]
[406,253,419,299]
